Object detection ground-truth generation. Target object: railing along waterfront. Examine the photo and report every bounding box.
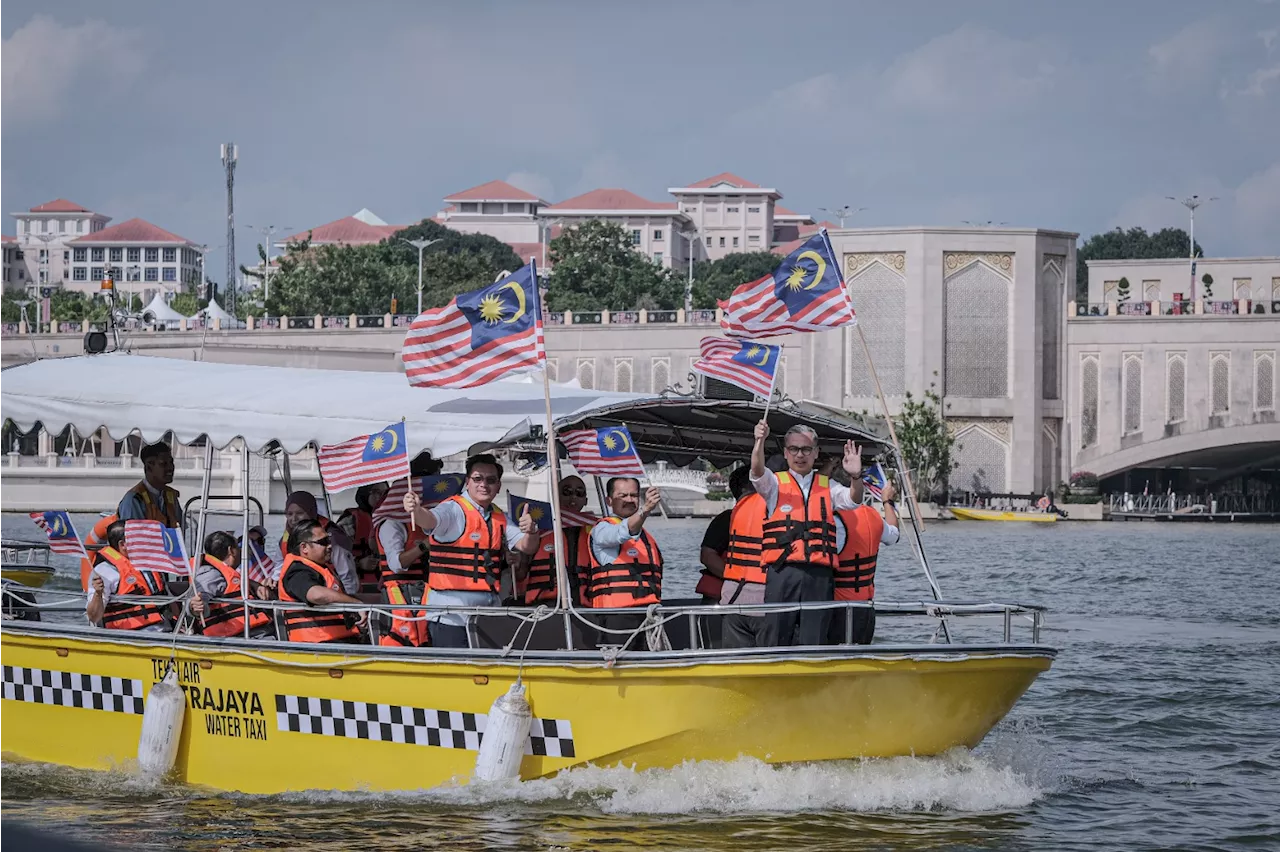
[1069,299,1278,318]
[1108,492,1279,516]
[2,307,730,336]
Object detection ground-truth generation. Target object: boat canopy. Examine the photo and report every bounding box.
[0,353,641,457]
[531,397,891,468]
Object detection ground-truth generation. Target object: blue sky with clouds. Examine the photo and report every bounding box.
[3,0,1277,282]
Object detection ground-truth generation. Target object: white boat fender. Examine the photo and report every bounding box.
[473,681,531,782]
[137,669,186,776]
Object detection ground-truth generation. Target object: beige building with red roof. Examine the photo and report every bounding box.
[282,209,401,247]
[8,199,112,289]
[67,218,204,299]
[542,188,694,269]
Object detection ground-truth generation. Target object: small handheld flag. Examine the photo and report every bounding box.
[692,337,781,399]
[124,520,190,575]
[719,230,856,338]
[317,423,408,492]
[863,463,887,502]
[420,474,466,506]
[560,507,600,528]
[243,537,279,584]
[559,426,646,477]
[508,494,554,531]
[372,474,466,526]
[402,261,545,389]
[29,511,87,558]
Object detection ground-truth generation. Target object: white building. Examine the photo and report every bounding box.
[66,218,205,302]
[668,172,782,261]
[1087,257,1280,306]
[8,199,111,289]
[436,180,547,261]
[542,188,694,270]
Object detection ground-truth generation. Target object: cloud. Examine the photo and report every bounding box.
[1261,28,1278,52]
[1,15,145,127]
[505,171,555,202]
[1231,161,1280,244]
[1235,63,1280,97]
[1146,19,1231,93]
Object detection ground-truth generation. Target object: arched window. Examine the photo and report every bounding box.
[1166,353,1186,424]
[1040,421,1059,492]
[1210,353,1230,415]
[945,262,1009,397]
[577,358,595,390]
[1041,258,1064,400]
[614,360,632,393]
[950,426,1009,494]
[1081,355,1099,448]
[1234,278,1252,300]
[1122,354,1143,435]
[848,263,906,396]
[651,358,670,393]
[1144,280,1161,302]
[1255,351,1275,412]
[545,358,558,383]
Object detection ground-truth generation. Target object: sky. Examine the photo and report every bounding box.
[3,0,1278,283]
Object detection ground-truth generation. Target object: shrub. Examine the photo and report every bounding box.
[1069,470,1098,488]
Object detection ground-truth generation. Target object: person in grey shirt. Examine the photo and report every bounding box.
[403,454,539,648]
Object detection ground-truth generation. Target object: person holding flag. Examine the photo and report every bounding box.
[85,520,172,632]
[509,475,596,607]
[402,453,540,648]
[189,530,274,639]
[586,476,665,643]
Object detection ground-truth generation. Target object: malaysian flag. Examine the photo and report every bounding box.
[560,426,646,477]
[29,511,87,558]
[124,520,190,576]
[719,230,856,338]
[508,495,555,531]
[692,336,781,399]
[863,463,887,502]
[561,508,600,528]
[317,423,408,492]
[402,262,544,388]
[372,474,466,526]
[244,537,279,584]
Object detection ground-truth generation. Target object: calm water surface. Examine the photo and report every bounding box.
[3,514,1278,851]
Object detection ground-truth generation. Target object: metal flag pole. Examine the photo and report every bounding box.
[761,348,781,418]
[401,418,416,531]
[240,438,252,640]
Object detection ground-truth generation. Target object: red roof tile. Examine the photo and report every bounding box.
[69,218,194,244]
[444,180,543,203]
[284,216,401,246]
[545,189,678,212]
[2,235,16,244]
[505,241,546,262]
[30,198,92,213]
[685,172,761,189]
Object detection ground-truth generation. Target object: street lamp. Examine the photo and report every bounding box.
[126,265,141,311]
[30,233,57,325]
[538,218,563,269]
[402,238,442,315]
[819,205,867,227]
[245,224,289,303]
[677,230,700,312]
[1166,195,1217,301]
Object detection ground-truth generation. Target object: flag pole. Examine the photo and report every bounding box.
[760,348,781,419]
[532,261,572,613]
[401,417,416,531]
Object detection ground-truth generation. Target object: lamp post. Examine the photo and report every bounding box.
[127,265,141,311]
[402,238,442,315]
[1166,195,1216,301]
[538,218,563,269]
[30,233,57,326]
[819,205,867,227]
[245,224,288,303]
[678,230,700,312]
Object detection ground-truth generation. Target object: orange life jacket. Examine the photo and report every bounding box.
[374,520,429,647]
[833,506,883,601]
[197,555,273,637]
[586,518,663,608]
[523,526,592,606]
[760,472,838,569]
[426,497,507,593]
[80,514,117,591]
[276,554,360,643]
[722,494,769,596]
[343,508,380,593]
[280,515,332,561]
[126,481,182,527]
[97,546,168,631]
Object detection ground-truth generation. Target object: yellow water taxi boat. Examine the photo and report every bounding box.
[950,507,1059,523]
[1,540,57,587]
[1,355,1055,793]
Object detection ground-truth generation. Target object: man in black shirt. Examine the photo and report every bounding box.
[697,467,753,604]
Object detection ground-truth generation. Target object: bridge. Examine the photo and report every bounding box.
[1065,303,1280,490]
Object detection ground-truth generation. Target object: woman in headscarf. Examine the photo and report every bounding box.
[337,482,389,594]
[279,490,359,594]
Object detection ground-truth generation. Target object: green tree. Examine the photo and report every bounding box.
[690,251,781,309]
[1201,272,1214,298]
[1076,227,1202,302]
[893,384,957,502]
[546,220,682,311]
[1116,276,1131,303]
[2,287,26,322]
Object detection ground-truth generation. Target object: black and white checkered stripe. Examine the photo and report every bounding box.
[275,694,575,758]
[2,665,145,715]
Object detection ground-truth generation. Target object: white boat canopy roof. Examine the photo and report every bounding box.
[1,354,641,457]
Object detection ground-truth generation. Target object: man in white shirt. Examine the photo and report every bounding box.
[403,454,539,648]
[750,420,898,646]
[85,520,171,632]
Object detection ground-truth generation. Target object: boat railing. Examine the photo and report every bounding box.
[0,539,53,567]
[2,584,1048,650]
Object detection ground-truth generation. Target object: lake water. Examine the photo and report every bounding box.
[3,514,1278,851]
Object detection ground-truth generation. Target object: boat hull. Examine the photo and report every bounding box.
[1,566,56,587]
[0,625,1053,793]
[949,507,1057,523]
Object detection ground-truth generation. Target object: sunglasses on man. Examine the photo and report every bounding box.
[303,536,332,547]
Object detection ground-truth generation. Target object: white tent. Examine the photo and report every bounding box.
[141,292,187,324]
[1,354,641,457]
[198,299,235,324]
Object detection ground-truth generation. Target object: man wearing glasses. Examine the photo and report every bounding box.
[750,420,888,646]
[403,453,540,648]
[277,520,369,643]
[518,475,595,607]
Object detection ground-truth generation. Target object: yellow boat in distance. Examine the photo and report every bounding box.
[950,507,1059,523]
[1,355,1056,793]
[1,539,58,588]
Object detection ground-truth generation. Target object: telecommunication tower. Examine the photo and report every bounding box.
[220,143,238,311]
